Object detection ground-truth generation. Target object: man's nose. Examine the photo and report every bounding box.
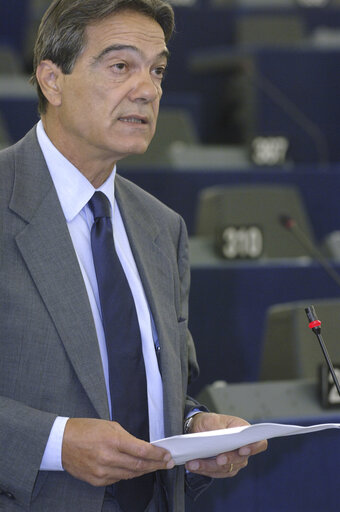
[128,71,160,103]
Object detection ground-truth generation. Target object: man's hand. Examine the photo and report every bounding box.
[62,418,174,487]
[185,412,267,478]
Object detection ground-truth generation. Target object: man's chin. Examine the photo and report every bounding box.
[111,137,153,162]
[124,142,151,157]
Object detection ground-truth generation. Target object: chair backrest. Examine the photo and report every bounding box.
[0,46,23,74]
[236,14,305,47]
[210,0,295,8]
[260,299,340,380]
[322,231,340,261]
[237,0,295,5]
[0,111,11,149]
[194,184,315,258]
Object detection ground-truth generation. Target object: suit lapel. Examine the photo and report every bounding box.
[10,129,109,420]
[115,177,183,436]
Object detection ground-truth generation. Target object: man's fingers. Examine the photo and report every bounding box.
[109,440,174,475]
[191,412,250,433]
[113,429,172,465]
[238,439,268,457]
[183,413,268,480]
[185,454,249,478]
[62,418,174,487]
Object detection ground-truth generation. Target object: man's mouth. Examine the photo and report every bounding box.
[118,116,147,124]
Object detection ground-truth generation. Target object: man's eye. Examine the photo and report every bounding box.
[154,67,166,80]
[112,62,126,72]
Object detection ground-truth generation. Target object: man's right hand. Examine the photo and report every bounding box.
[62,418,175,486]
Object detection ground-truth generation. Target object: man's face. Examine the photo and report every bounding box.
[48,10,168,166]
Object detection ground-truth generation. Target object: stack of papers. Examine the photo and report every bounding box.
[152,422,340,465]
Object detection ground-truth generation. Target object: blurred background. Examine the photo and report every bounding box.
[2,1,340,510]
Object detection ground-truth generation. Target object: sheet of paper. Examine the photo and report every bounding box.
[152,422,340,465]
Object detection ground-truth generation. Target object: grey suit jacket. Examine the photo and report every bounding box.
[0,128,209,511]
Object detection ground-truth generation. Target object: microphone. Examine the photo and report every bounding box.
[305,305,340,397]
[279,213,340,289]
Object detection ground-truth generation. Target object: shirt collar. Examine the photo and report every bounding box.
[36,120,116,222]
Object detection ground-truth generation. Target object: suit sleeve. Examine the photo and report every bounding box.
[176,215,213,500]
[0,162,59,506]
[0,396,57,506]
[176,215,205,413]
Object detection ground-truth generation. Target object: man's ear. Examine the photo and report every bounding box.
[36,60,63,107]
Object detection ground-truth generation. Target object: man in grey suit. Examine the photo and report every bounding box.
[0,0,267,510]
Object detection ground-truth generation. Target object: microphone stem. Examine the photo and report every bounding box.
[292,225,340,288]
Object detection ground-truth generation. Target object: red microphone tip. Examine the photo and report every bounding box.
[309,320,321,329]
[279,214,296,230]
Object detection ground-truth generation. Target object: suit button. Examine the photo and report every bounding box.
[5,491,15,499]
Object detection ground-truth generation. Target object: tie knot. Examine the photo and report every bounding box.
[88,191,111,220]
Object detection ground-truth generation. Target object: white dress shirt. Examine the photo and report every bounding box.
[36,121,164,470]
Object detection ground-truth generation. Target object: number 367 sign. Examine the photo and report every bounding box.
[217,225,264,260]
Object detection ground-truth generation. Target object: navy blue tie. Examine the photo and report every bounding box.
[89,191,153,511]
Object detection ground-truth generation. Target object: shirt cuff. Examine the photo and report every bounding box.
[185,408,202,420]
[40,416,69,471]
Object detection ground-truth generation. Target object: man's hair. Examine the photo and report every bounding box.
[30,0,175,115]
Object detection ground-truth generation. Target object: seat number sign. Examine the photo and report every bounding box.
[219,225,263,260]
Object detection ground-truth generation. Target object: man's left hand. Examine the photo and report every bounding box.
[185,412,267,478]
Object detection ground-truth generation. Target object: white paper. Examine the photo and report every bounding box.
[152,422,340,465]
